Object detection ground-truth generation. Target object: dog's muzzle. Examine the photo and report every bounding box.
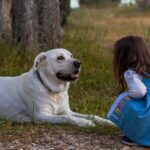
[56,60,81,82]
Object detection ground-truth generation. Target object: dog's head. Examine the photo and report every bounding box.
[33,48,81,92]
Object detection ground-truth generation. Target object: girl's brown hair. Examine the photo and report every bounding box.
[113,35,150,92]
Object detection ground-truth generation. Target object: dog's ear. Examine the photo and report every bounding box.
[33,52,47,70]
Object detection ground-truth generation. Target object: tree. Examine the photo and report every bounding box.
[11,0,36,49]
[11,0,63,51]
[138,0,150,8]
[35,0,63,51]
[60,0,70,26]
[0,0,12,38]
[0,0,67,51]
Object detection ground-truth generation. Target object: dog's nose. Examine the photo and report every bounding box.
[74,61,81,68]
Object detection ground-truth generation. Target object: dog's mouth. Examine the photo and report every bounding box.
[56,70,79,82]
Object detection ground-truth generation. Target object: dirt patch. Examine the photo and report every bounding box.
[0,130,149,150]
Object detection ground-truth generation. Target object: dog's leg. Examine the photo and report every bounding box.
[69,111,115,126]
[35,113,95,127]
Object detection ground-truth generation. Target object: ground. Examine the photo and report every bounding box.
[1,2,150,150]
[0,129,149,149]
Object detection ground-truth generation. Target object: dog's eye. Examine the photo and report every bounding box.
[70,55,73,58]
[57,56,65,61]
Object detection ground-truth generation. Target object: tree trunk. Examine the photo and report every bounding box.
[138,0,150,7]
[36,0,63,51]
[11,0,37,49]
[11,0,63,51]
[59,0,70,26]
[0,0,12,38]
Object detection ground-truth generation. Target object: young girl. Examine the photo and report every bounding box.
[107,35,150,146]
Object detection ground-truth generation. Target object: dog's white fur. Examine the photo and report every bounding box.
[0,48,113,126]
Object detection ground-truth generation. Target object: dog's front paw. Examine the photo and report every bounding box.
[80,119,95,127]
[89,115,115,126]
[84,120,95,127]
[72,118,95,127]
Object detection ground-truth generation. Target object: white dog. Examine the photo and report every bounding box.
[0,48,113,126]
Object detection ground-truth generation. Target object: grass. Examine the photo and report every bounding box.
[1,3,150,140]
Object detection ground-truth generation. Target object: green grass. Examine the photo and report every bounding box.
[1,3,150,139]
[62,24,114,116]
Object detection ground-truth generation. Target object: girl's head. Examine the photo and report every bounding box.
[113,35,150,92]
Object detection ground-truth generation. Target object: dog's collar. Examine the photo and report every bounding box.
[35,69,51,92]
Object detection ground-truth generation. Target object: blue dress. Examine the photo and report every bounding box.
[107,77,150,146]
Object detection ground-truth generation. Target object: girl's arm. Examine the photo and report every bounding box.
[124,70,147,99]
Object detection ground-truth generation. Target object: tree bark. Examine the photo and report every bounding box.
[11,0,37,49]
[35,0,63,51]
[11,0,63,51]
[59,0,70,26]
[0,0,12,38]
[138,0,150,8]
